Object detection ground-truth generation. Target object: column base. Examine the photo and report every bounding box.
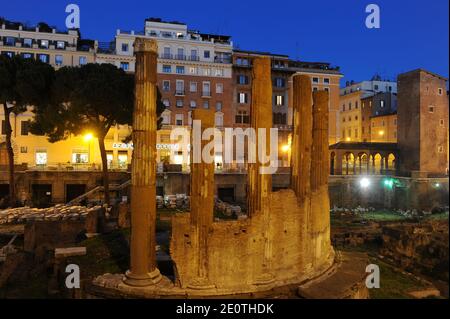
[253,273,275,286]
[123,268,162,287]
[187,277,216,290]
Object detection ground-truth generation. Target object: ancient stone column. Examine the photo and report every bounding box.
[247,57,273,217]
[124,38,162,286]
[247,57,275,285]
[310,90,333,265]
[188,109,215,289]
[311,91,329,192]
[291,75,312,202]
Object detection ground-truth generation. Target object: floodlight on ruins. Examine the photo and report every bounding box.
[359,177,371,189]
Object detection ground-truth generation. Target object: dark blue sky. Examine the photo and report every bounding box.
[2,0,448,84]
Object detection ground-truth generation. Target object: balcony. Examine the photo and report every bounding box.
[159,53,173,59]
[175,89,185,96]
[188,55,200,61]
[174,54,186,60]
[214,57,231,64]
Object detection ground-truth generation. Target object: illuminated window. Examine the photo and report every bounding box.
[72,150,88,164]
[23,38,32,48]
[216,83,223,94]
[175,114,183,126]
[238,93,248,104]
[40,40,49,48]
[56,41,65,49]
[189,66,197,74]
[120,62,129,71]
[55,55,63,66]
[118,152,128,168]
[176,66,185,74]
[276,95,285,106]
[215,69,224,77]
[35,150,47,165]
[37,54,49,63]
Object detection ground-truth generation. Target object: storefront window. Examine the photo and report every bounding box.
[118,153,128,168]
[72,151,89,164]
[107,153,113,168]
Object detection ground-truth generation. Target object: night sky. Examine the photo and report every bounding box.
[2,0,448,85]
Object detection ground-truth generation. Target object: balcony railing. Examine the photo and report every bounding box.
[174,54,186,60]
[159,53,173,59]
[159,53,202,62]
[175,89,185,96]
[214,57,232,64]
[188,55,200,61]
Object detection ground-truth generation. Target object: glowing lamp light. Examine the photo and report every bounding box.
[379,130,385,136]
[346,137,351,142]
[434,183,441,188]
[84,133,94,142]
[281,144,291,153]
[359,177,371,189]
[384,178,394,188]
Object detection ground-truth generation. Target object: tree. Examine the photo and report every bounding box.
[31,63,134,205]
[0,55,54,207]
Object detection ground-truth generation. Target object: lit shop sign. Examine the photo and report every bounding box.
[112,143,183,150]
[156,144,181,150]
[113,143,134,149]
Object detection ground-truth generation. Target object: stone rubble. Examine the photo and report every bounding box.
[330,205,449,219]
[162,194,190,210]
[0,204,103,225]
[214,197,244,217]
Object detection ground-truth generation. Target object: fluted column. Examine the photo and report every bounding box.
[310,90,332,265]
[311,91,329,192]
[247,57,275,285]
[124,38,162,286]
[188,109,215,289]
[291,75,312,202]
[247,57,273,217]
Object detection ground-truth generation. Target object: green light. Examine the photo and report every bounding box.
[384,179,394,188]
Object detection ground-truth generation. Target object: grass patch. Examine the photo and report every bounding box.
[68,229,130,280]
[368,257,430,299]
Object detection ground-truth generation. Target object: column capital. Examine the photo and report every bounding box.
[134,37,158,53]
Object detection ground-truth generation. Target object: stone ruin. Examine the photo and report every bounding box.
[92,38,340,297]
[0,204,103,225]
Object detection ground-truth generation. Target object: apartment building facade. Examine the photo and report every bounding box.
[339,78,397,142]
[361,92,398,143]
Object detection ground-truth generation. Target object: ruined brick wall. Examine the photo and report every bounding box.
[171,189,334,292]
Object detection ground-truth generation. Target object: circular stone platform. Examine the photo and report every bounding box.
[87,251,368,299]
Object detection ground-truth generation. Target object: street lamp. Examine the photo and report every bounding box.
[84,133,94,166]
